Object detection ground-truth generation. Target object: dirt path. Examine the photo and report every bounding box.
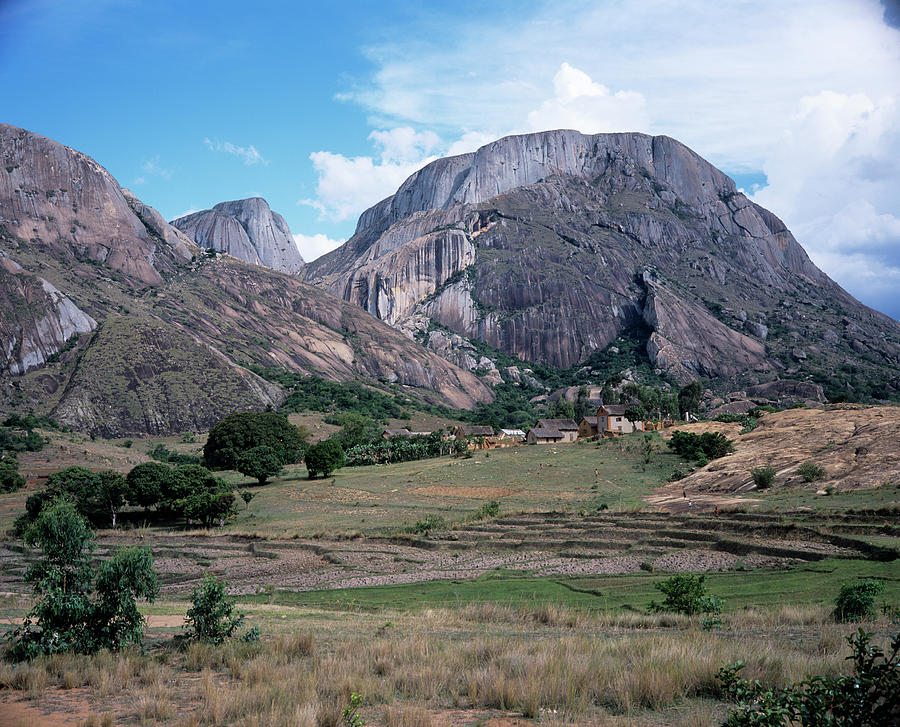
[0,692,95,727]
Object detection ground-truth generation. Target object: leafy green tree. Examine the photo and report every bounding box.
[548,399,575,419]
[624,403,648,428]
[18,467,128,530]
[0,456,26,493]
[677,381,703,418]
[90,545,159,650]
[125,461,172,509]
[649,574,723,616]
[203,411,307,470]
[797,461,827,482]
[667,431,734,461]
[329,412,380,451]
[184,575,245,644]
[236,445,283,485]
[305,440,345,479]
[177,483,236,527]
[10,498,157,659]
[573,385,591,422]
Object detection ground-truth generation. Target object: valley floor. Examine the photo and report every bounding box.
[1,406,898,725]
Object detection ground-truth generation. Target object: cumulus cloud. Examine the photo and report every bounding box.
[524,63,648,134]
[292,232,346,262]
[751,91,900,317]
[300,127,441,222]
[204,138,268,166]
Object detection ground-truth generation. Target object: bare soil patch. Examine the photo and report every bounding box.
[413,485,518,498]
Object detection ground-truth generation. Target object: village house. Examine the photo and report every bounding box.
[382,428,411,439]
[451,424,495,439]
[596,405,644,435]
[525,418,578,444]
[499,428,525,440]
[577,415,602,439]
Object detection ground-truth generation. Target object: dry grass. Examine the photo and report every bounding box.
[0,605,887,726]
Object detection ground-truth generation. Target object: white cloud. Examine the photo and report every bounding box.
[751,91,900,317]
[293,232,346,262]
[204,138,268,166]
[301,127,441,222]
[524,63,648,134]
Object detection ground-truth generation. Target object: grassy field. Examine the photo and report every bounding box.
[214,436,680,537]
[241,558,900,613]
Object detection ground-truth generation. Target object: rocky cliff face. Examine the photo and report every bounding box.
[306,130,900,396]
[172,198,305,274]
[0,125,491,432]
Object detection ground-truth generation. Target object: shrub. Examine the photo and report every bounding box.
[649,574,723,615]
[718,628,899,726]
[235,445,282,485]
[750,466,776,489]
[834,580,885,622]
[475,500,501,519]
[146,443,200,465]
[406,514,447,534]
[204,411,307,470]
[183,575,245,645]
[305,440,345,479]
[797,460,826,482]
[9,499,157,659]
[667,430,734,462]
[0,456,25,493]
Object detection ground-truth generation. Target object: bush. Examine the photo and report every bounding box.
[235,445,282,485]
[305,440,345,479]
[797,460,826,482]
[147,443,201,465]
[9,499,157,658]
[0,456,25,493]
[406,514,447,534]
[834,580,885,622]
[718,628,899,726]
[204,411,307,470]
[475,500,501,519]
[649,574,723,615]
[667,430,734,461]
[750,466,776,489]
[125,461,172,509]
[183,575,245,645]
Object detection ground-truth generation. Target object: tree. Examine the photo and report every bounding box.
[677,381,703,418]
[125,462,172,509]
[236,445,282,485]
[624,403,648,429]
[548,398,576,419]
[329,412,380,451]
[18,466,127,529]
[176,476,236,527]
[184,575,245,644]
[649,573,723,616]
[573,385,591,422]
[0,456,26,493]
[750,466,776,489]
[10,498,157,659]
[305,440,345,479]
[203,411,306,470]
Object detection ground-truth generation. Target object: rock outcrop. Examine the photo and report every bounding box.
[0,253,96,374]
[0,125,492,432]
[306,130,900,396]
[172,198,305,274]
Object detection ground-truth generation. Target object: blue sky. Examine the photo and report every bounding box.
[2,0,899,319]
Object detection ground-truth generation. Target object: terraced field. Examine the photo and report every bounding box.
[3,510,895,601]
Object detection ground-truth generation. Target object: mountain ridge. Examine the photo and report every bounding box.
[305,129,900,397]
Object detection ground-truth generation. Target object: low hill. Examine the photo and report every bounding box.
[655,405,900,500]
